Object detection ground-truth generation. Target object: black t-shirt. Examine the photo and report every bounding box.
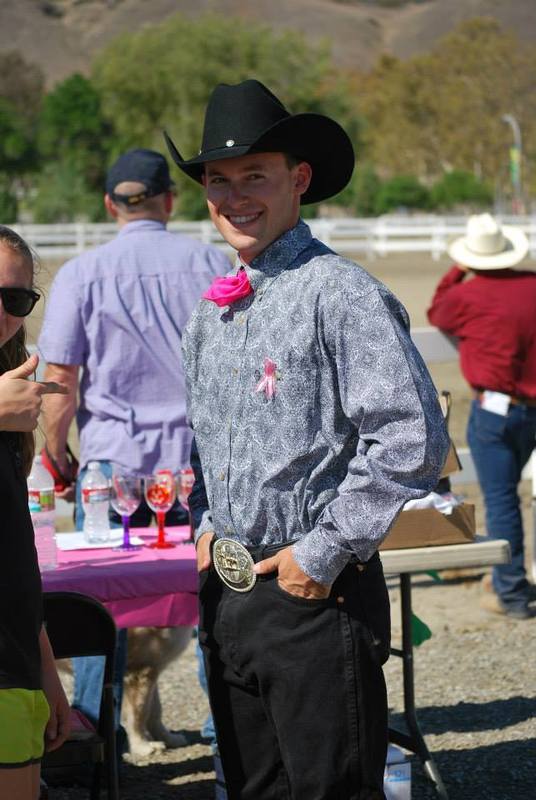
[0,432,43,689]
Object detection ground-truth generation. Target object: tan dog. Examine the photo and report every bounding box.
[122,625,193,760]
[57,624,194,762]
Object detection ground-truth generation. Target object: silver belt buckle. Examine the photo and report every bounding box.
[213,538,256,593]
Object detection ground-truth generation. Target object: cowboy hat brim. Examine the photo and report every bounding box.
[448,224,529,270]
[164,112,354,205]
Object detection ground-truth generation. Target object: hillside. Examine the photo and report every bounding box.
[1,0,535,87]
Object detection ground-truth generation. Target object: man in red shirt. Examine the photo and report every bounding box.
[428,213,536,620]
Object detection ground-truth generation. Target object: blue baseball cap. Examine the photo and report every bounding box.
[106,148,174,205]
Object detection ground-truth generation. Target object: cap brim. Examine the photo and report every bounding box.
[448,225,529,269]
[164,114,354,205]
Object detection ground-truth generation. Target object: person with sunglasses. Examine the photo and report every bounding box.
[0,285,51,433]
[0,225,70,800]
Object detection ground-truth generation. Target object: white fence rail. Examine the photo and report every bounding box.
[14,215,536,260]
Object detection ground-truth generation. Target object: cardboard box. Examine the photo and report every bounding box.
[384,745,411,800]
[379,425,473,550]
[380,502,475,550]
[441,440,461,478]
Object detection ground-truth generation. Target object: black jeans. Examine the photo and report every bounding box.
[198,552,390,800]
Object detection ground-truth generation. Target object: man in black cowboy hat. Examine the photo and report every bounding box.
[166,80,449,799]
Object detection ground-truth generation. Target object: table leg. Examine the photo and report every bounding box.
[388,573,449,799]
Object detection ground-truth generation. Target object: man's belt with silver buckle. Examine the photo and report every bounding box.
[212,538,257,592]
[211,538,299,592]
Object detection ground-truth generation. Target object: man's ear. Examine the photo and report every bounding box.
[164,191,174,214]
[294,162,312,197]
[104,194,118,219]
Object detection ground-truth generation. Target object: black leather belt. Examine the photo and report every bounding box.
[243,540,298,564]
[211,536,378,593]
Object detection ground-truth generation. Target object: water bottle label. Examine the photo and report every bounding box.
[82,487,110,504]
[28,489,55,513]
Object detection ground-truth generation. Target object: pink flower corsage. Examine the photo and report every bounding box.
[202,269,253,307]
[255,358,277,399]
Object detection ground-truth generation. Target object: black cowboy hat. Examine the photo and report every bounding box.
[163,79,354,205]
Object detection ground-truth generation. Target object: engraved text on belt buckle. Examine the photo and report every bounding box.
[213,538,256,593]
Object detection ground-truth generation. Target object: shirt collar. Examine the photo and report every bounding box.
[238,220,312,291]
[117,219,167,236]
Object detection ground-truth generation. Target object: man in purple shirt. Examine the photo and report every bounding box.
[38,147,229,750]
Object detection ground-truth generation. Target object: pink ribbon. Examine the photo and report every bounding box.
[202,269,253,307]
[255,358,277,399]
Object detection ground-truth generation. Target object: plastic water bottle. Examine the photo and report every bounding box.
[28,455,57,571]
[82,461,110,543]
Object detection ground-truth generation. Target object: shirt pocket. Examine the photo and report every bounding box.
[246,355,319,457]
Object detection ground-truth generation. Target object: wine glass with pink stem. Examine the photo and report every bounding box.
[110,470,143,551]
[177,467,195,542]
[144,470,176,549]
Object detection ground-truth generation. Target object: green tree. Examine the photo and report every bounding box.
[375,175,430,214]
[351,19,536,194]
[352,163,382,216]
[430,170,492,210]
[38,73,112,190]
[0,185,18,223]
[0,51,44,193]
[30,74,113,221]
[92,13,362,218]
[31,158,105,223]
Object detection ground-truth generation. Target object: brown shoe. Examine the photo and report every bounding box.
[481,573,536,601]
[480,592,532,620]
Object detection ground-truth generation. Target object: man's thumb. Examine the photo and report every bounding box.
[3,353,39,380]
[254,554,279,575]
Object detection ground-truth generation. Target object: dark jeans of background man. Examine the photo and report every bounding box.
[72,461,188,754]
[467,400,536,613]
[199,549,391,800]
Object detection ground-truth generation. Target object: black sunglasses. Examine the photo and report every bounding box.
[0,287,41,317]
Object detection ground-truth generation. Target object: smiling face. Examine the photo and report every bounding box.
[0,243,32,348]
[203,152,312,263]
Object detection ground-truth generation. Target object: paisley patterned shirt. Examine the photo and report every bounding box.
[184,220,450,585]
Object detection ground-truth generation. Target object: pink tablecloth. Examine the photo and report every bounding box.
[41,526,199,628]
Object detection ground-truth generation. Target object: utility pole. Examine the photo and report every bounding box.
[502,114,523,214]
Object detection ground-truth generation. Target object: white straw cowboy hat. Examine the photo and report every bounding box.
[448,213,529,270]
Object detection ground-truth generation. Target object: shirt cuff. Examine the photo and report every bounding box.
[193,510,214,546]
[291,527,354,586]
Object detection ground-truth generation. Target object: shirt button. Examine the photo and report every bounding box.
[219,471,226,481]
[232,367,238,376]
